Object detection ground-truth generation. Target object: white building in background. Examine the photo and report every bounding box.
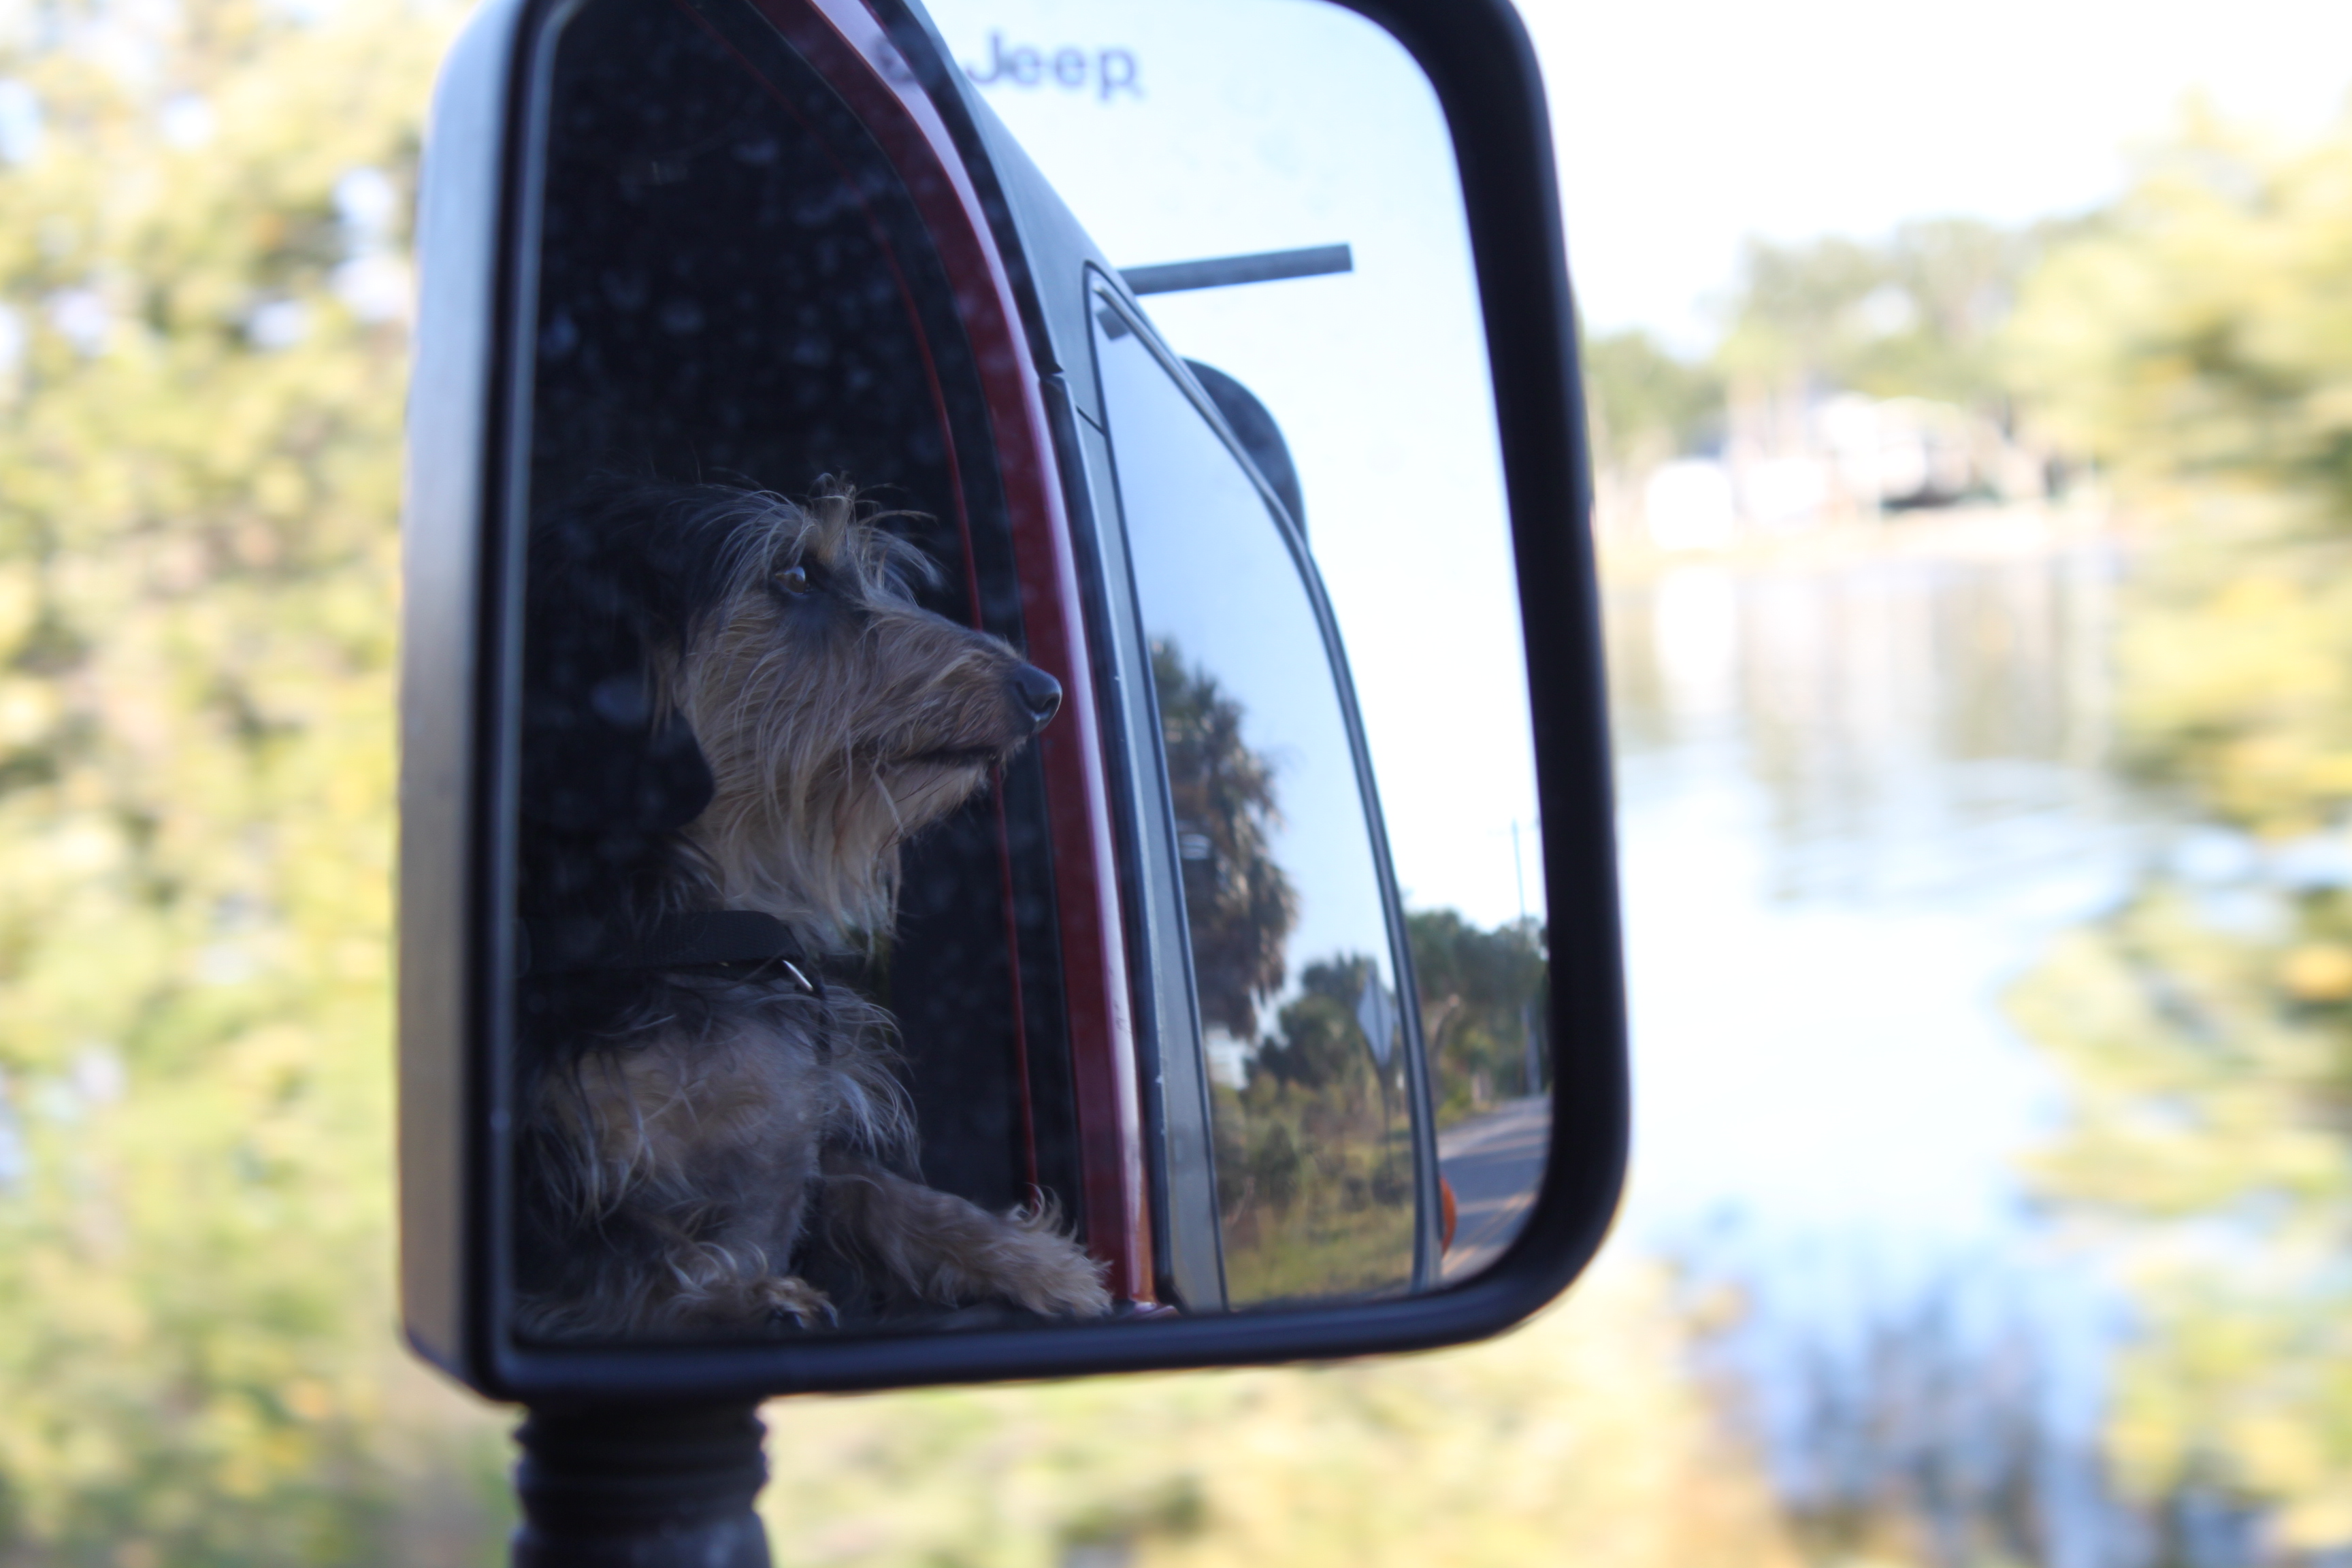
[1626,392,2048,552]
[1816,393,1982,511]
[1643,458,1738,550]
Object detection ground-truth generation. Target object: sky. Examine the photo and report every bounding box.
[933,0,2352,353]
[1521,0,2352,348]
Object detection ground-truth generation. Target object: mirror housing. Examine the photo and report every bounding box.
[399,0,1625,1402]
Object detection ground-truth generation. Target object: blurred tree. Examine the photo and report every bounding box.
[2004,108,2352,1554]
[1718,218,2048,414]
[2010,114,2352,530]
[2007,111,2352,838]
[0,0,504,1559]
[1714,231,1886,397]
[1589,218,2059,542]
[1256,954,1378,1094]
[1580,326,1722,472]
[2008,889,2352,1552]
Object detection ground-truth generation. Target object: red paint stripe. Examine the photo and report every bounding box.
[740,0,1152,1299]
[991,782,1041,1196]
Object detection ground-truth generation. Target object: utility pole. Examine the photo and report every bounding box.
[1513,820,1540,1098]
[1512,819,1526,930]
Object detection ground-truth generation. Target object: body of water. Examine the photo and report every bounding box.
[1608,511,2133,1254]
[1603,510,2153,1561]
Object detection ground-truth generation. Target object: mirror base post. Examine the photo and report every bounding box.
[511,1401,772,1567]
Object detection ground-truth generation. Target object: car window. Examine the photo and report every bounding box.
[1092,296,1421,1304]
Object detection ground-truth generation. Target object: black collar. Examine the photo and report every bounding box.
[519,911,823,996]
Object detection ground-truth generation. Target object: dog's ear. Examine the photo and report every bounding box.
[521,513,716,836]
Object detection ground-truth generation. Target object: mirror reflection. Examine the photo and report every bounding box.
[1094,294,1426,1302]
[503,0,1549,1343]
[937,0,1556,1287]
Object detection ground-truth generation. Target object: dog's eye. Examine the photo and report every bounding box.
[773,564,812,596]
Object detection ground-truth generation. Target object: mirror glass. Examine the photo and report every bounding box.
[504,0,1549,1343]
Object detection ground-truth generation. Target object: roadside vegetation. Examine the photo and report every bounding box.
[2001,112,2352,1554]
[0,0,508,1559]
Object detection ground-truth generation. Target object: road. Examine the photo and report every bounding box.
[1437,1095,1550,1281]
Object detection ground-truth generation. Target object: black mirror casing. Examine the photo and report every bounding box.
[398,0,1625,1402]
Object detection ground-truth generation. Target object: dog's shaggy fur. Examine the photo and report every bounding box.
[513,480,1111,1340]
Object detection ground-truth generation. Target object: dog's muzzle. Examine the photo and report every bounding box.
[1011,664,1062,732]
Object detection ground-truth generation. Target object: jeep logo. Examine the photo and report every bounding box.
[964,31,1141,101]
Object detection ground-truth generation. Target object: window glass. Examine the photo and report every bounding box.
[924,0,1551,1286]
[1094,300,1416,1304]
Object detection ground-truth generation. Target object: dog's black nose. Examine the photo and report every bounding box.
[1011,664,1062,730]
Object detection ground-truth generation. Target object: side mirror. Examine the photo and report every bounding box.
[400,0,1622,1415]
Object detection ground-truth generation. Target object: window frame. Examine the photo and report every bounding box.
[1080,279,1445,1300]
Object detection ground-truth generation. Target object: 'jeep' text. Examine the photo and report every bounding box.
[964,31,1140,101]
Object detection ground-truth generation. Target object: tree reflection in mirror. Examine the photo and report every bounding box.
[1094,291,1430,1303]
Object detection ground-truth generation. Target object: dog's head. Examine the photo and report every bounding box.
[521,481,1059,947]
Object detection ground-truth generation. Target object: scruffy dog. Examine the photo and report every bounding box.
[513,479,1111,1340]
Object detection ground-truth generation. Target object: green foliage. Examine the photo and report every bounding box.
[1407,909,1544,1124]
[2002,113,2352,839]
[2008,887,2352,1548]
[757,1257,1806,1568]
[2008,114,2352,523]
[1254,954,1375,1093]
[0,1,505,1559]
[1584,217,2065,507]
[1719,218,2048,412]
[2005,108,2352,1548]
[1215,953,1414,1305]
[1148,646,1424,1302]
[1580,327,1722,470]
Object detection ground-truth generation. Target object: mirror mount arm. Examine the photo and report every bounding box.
[510,1402,773,1567]
[1119,243,1354,295]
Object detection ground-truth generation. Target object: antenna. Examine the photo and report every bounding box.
[1512,819,1527,928]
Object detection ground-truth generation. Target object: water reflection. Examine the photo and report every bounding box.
[1609,520,2135,1245]
[1605,516,2185,1568]
[1612,533,2124,910]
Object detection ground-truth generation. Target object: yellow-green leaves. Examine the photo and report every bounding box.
[0,1,492,1560]
[2008,108,2352,1546]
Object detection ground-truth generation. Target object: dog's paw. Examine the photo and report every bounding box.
[756,1275,837,1329]
[994,1209,1114,1318]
